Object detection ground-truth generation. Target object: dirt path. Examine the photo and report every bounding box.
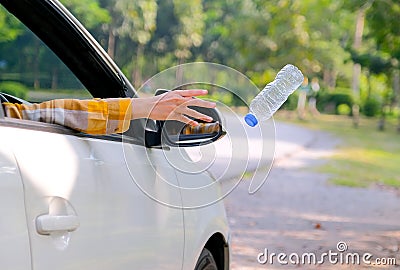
[222,122,400,269]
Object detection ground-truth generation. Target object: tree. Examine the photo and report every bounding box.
[2,0,399,119]
[197,0,239,65]
[60,0,110,29]
[172,0,204,65]
[367,0,400,109]
[114,0,157,87]
[0,6,24,42]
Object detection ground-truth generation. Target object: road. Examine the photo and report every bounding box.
[185,113,315,187]
[189,113,400,269]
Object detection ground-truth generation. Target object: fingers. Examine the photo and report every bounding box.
[174,89,209,97]
[174,114,199,127]
[186,97,216,108]
[171,89,216,108]
[133,89,217,126]
[173,91,215,125]
[178,107,213,123]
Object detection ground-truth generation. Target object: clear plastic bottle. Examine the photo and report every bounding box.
[244,64,304,127]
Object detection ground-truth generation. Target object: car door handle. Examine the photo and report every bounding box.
[36,214,80,235]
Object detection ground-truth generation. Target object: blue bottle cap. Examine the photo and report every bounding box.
[244,113,258,127]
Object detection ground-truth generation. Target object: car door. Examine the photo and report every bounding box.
[6,118,184,270]
[0,1,184,268]
[0,113,32,270]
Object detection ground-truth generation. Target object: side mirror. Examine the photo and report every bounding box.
[145,90,226,148]
[161,116,225,147]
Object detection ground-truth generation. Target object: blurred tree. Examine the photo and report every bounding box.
[60,0,110,29]
[172,0,204,65]
[344,0,400,129]
[297,0,354,89]
[196,0,239,66]
[1,0,399,117]
[114,0,157,87]
[343,0,373,100]
[0,6,23,42]
[97,0,121,59]
[367,0,400,109]
[41,0,110,89]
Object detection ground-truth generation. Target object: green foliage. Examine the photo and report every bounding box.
[337,104,351,115]
[0,0,399,114]
[0,6,23,42]
[208,91,232,106]
[350,51,392,75]
[367,0,400,61]
[276,113,400,188]
[59,0,110,28]
[362,98,381,117]
[0,81,28,99]
[114,0,157,45]
[173,0,204,61]
[316,89,354,115]
[282,92,299,111]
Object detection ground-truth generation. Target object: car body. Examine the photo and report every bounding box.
[0,0,230,269]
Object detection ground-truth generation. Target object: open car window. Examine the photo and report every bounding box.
[0,1,146,145]
[0,5,92,103]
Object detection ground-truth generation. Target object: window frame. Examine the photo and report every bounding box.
[0,0,149,145]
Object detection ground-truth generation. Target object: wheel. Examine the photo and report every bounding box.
[194,248,218,270]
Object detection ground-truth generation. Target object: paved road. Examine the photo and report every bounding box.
[187,113,400,269]
[186,113,316,184]
[186,112,324,201]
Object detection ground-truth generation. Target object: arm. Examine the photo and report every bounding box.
[3,98,133,135]
[3,90,215,135]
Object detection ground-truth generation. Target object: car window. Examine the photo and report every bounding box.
[0,3,143,143]
[0,5,92,103]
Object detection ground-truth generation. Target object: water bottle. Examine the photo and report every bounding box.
[244,64,304,127]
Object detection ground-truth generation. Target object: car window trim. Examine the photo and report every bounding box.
[0,117,143,145]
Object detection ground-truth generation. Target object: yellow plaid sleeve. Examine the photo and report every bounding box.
[3,98,133,135]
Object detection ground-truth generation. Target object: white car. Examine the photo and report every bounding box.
[0,0,230,269]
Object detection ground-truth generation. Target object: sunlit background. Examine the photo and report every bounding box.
[1,1,400,268]
[1,0,399,186]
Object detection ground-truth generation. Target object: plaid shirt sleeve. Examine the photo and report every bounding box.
[3,98,133,135]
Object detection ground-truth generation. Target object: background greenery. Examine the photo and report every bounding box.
[0,0,399,120]
[1,0,399,188]
[275,110,400,188]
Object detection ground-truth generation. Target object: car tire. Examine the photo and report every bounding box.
[194,248,218,270]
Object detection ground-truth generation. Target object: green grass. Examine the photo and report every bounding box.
[275,111,400,188]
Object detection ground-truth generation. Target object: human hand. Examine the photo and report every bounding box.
[131,89,216,126]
